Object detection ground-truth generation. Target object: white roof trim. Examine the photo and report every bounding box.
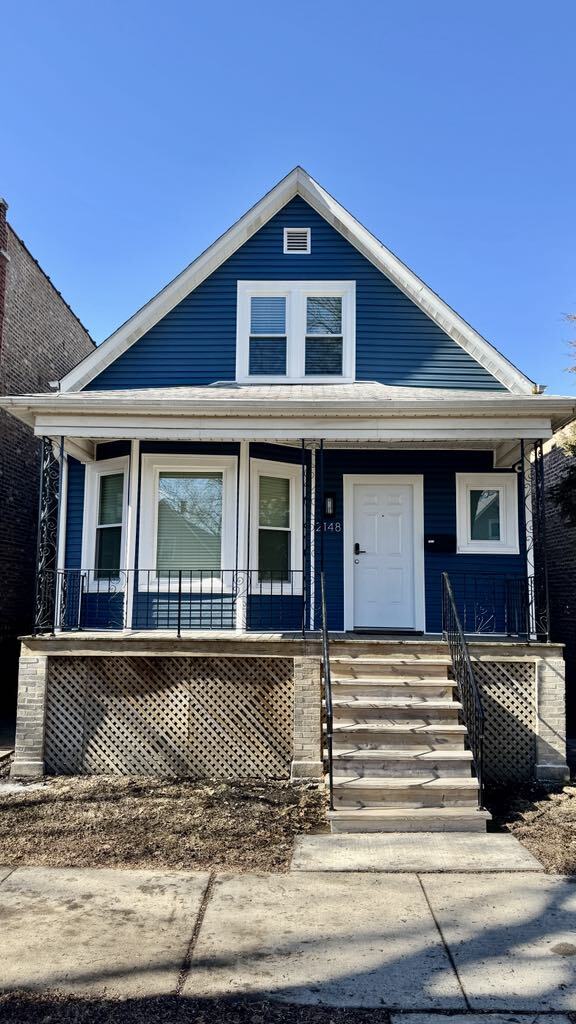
[59,167,536,395]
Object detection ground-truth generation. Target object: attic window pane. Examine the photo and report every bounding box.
[250,297,286,335]
[305,296,343,375]
[249,338,286,375]
[306,297,342,335]
[156,472,222,575]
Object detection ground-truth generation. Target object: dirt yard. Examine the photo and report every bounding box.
[0,771,327,873]
[0,994,388,1024]
[488,779,576,873]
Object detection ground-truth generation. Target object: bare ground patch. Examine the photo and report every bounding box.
[0,773,328,873]
[0,993,389,1024]
[487,779,576,873]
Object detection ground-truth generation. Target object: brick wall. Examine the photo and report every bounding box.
[543,431,576,739]
[0,199,94,707]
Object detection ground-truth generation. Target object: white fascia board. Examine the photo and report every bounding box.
[57,166,536,395]
[32,414,554,443]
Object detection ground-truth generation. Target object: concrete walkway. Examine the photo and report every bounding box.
[292,833,543,872]
[1,864,576,1009]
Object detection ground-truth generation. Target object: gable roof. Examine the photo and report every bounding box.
[59,167,537,395]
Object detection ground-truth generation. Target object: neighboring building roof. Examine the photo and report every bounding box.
[57,168,537,395]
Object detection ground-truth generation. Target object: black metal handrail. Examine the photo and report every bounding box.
[442,572,485,809]
[320,572,334,810]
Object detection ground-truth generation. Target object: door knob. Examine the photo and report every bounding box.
[354,542,366,555]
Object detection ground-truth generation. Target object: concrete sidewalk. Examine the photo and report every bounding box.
[0,865,575,1010]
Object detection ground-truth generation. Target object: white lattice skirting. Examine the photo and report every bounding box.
[44,656,295,778]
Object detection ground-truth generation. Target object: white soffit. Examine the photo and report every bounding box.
[59,167,536,395]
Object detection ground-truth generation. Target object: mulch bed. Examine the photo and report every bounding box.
[487,779,576,873]
[0,772,327,873]
[0,994,390,1024]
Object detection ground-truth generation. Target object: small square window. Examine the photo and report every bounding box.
[456,474,519,554]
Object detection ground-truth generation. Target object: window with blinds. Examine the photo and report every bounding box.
[249,296,287,375]
[258,474,291,582]
[305,296,343,375]
[156,472,223,577]
[95,473,124,579]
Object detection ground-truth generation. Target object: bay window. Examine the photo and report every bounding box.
[250,459,302,589]
[82,457,129,583]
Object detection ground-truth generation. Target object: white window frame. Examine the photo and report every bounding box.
[283,227,311,254]
[81,456,129,591]
[138,454,237,591]
[236,280,356,383]
[456,473,519,555]
[250,458,303,594]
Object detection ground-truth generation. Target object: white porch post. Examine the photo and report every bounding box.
[235,440,249,631]
[124,439,140,631]
[309,445,316,630]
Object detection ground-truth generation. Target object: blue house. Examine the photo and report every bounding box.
[3,169,574,831]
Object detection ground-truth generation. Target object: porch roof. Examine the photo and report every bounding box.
[2,380,575,427]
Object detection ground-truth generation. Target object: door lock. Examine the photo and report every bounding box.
[354,542,366,555]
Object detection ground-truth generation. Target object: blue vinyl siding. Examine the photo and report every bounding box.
[318,449,526,632]
[64,458,85,569]
[86,196,505,392]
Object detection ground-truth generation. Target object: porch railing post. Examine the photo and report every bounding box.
[177,570,182,638]
[34,436,62,634]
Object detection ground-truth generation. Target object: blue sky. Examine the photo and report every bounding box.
[2,0,575,393]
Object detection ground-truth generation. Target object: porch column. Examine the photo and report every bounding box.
[235,441,249,631]
[34,437,62,633]
[123,440,140,630]
[290,656,323,780]
[11,645,48,779]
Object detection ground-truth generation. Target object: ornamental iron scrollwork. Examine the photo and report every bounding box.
[34,438,61,633]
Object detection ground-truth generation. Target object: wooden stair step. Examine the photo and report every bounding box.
[327,806,491,833]
[331,698,462,711]
[330,748,473,760]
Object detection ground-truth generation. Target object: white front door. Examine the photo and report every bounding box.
[352,481,417,629]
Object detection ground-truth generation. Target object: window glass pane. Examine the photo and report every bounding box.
[259,475,290,528]
[98,473,123,525]
[249,338,286,375]
[250,296,286,334]
[157,472,222,575]
[470,489,500,541]
[258,529,290,582]
[306,296,342,335]
[305,337,343,375]
[95,526,121,578]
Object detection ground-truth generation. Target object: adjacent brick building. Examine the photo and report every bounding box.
[0,198,94,712]
[543,427,576,744]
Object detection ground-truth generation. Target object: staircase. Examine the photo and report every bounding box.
[325,649,491,833]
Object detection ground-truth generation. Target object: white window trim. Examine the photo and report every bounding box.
[456,472,519,555]
[138,453,238,592]
[250,458,303,594]
[81,456,129,591]
[236,279,356,383]
[283,227,311,254]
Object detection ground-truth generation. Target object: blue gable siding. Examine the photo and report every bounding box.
[86,196,505,392]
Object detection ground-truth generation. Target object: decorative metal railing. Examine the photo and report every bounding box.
[443,572,549,641]
[442,572,485,808]
[320,572,334,810]
[35,568,306,636]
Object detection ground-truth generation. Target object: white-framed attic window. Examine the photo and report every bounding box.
[283,227,311,254]
[455,473,519,555]
[81,456,129,586]
[236,280,355,383]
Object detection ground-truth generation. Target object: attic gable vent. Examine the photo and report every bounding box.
[283,227,311,254]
